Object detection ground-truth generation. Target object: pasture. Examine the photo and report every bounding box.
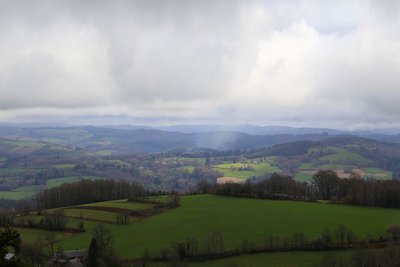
[19,194,400,259]
[294,167,392,182]
[52,163,75,169]
[56,199,156,223]
[63,209,117,223]
[319,147,371,165]
[148,250,352,267]
[78,199,152,211]
[1,140,44,148]
[0,185,44,200]
[213,161,280,179]
[0,176,105,200]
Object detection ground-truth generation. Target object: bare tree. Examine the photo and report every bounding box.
[92,223,114,257]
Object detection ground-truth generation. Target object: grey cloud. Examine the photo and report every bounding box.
[0,0,400,129]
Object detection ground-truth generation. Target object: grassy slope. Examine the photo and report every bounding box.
[79,199,152,211]
[60,200,153,223]
[294,146,391,182]
[293,172,313,182]
[0,176,104,200]
[63,209,117,223]
[149,250,352,267]
[0,185,44,200]
[47,194,400,259]
[52,164,75,169]
[320,147,371,165]
[214,162,280,179]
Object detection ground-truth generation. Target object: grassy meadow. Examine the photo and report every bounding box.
[213,161,280,179]
[79,199,152,211]
[148,250,352,267]
[0,176,105,200]
[18,194,400,259]
[0,185,44,200]
[293,146,392,182]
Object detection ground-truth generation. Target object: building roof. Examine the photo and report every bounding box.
[4,253,15,260]
[62,249,86,259]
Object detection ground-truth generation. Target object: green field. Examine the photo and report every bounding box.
[59,199,153,223]
[52,163,75,169]
[293,172,313,182]
[180,157,207,165]
[18,194,400,259]
[294,166,392,182]
[41,137,67,143]
[1,140,44,148]
[214,162,280,179]
[79,199,152,211]
[299,162,314,169]
[362,168,392,180]
[0,190,36,200]
[320,147,371,165]
[318,163,353,170]
[0,185,44,200]
[149,250,352,267]
[0,176,105,200]
[63,209,117,223]
[181,166,195,174]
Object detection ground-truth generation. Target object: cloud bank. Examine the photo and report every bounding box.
[1,0,400,129]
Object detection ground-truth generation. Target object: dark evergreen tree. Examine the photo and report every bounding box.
[87,238,99,267]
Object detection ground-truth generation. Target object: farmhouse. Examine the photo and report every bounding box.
[51,249,86,267]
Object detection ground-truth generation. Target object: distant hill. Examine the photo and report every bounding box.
[0,124,400,154]
[0,125,354,154]
[246,136,400,181]
[157,124,347,135]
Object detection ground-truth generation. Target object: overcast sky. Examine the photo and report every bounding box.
[1,0,400,129]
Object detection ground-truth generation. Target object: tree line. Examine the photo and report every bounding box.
[200,170,400,209]
[137,224,400,266]
[36,179,146,210]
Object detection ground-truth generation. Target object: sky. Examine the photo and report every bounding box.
[1,0,400,129]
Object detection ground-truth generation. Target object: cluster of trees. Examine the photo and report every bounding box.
[0,209,14,226]
[312,170,400,208]
[36,179,146,210]
[212,173,309,200]
[209,170,400,208]
[1,209,68,231]
[231,165,255,172]
[86,224,122,267]
[15,223,121,267]
[40,210,67,230]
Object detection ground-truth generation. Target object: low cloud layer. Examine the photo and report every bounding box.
[1,0,400,129]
